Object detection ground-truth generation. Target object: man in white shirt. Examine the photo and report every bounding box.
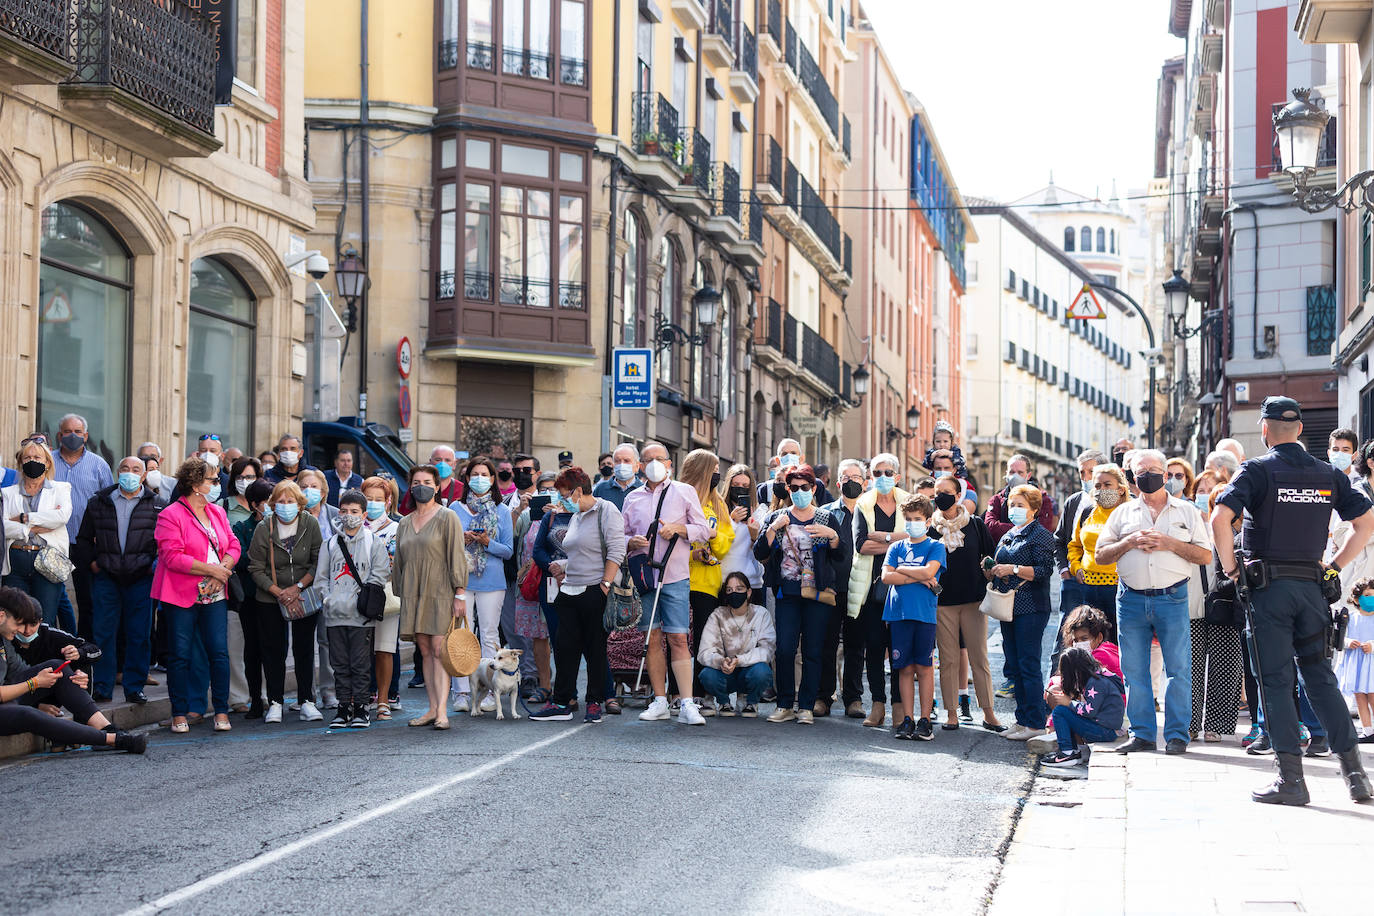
[1095,449,1213,756]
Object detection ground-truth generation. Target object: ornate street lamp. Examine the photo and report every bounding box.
[334,247,369,332]
[1273,88,1364,213]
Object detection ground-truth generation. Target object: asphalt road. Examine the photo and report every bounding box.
[3,621,1046,916]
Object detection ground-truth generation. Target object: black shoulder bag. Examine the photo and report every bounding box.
[626,484,680,595]
[337,535,387,621]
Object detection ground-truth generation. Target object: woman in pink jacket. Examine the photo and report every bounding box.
[152,457,241,734]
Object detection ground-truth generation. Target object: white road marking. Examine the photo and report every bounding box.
[120,726,586,915]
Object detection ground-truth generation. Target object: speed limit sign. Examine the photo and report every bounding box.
[396,337,412,379]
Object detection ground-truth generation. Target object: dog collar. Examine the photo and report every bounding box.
[499,667,520,677]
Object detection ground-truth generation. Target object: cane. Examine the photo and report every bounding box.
[1235,551,1269,732]
[633,533,681,694]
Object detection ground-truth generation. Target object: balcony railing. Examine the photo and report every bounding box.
[783,312,798,363]
[764,0,783,47]
[842,363,853,403]
[799,174,842,264]
[843,233,852,276]
[765,298,785,354]
[763,136,783,194]
[464,270,493,301]
[467,40,494,70]
[747,190,763,245]
[712,0,732,41]
[796,38,840,140]
[737,24,757,79]
[714,161,741,222]
[784,158,798,209]
[560,56,586,86]
[802,324,840,392]
[499,275,552,308]
[784,20,798,72]
[633,92,681,164]
[438,38,458,70]
[0,0,67,60]
[66,0,217,135]
[842,116,851,160]
[503,48,551,80]
[684,129,712,196]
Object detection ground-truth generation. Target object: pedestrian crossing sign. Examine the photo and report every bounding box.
[1068,284,1105,320]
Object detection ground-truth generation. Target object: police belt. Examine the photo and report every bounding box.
[1264,560,1324,582]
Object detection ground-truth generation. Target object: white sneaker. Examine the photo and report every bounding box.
[452,692,471,713]
[299,701,323,722]
[264,702,283,724]
[321,689,339,710]
[1006,727,1045,742]
[639,697,671,721]
[289,700,302,712]
[679,699,706,726]
[1002,725,1029,741]
[479,694,497,713]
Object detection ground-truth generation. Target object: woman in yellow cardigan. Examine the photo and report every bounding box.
[681,449,735,714]
[1066,463,1130,637]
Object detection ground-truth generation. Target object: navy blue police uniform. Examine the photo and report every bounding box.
[1217,404,1368,760]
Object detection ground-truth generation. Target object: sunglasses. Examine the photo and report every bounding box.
[22,435,47,446]
[788,484,812,493]
[199,434,222,443]
[1167,472,1187,481]
[872,469,896,478]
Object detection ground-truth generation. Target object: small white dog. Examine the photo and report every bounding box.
[470,648,524,720]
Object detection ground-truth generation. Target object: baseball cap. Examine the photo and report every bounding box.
[557,449,574,464]
[1258,396,1302,422]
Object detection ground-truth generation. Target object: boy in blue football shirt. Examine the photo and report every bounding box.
[881,494,946,741]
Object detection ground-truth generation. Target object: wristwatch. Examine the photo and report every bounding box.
[885,533,892,543]
[295,580,306,590]
[602,581,612,590]
[1330,560,1342,573]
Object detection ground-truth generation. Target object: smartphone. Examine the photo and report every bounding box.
[528,495,552,516]
[728,486,752,509]
[52,658,72,675]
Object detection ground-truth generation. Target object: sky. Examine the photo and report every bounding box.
[860,0,1185,203]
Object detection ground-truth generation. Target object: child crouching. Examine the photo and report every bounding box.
[697,572,776,717]
[315,489,391,729]
[1042,647,1125,769]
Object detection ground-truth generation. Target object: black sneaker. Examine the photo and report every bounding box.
[894,717,916,740]
[914,718,934,741]
[1246,733,1273,755]
[530,702,575,722]
[1043,748,1085,768]
[1304,735,1331,757]
[113,731,148,754]
[329,704,351,729]
[348,705,370,729]
[761,686,778,703]
[958,695,972,722]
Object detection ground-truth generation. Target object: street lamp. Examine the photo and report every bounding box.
[852,364,870,398]
[691,285,721,329]
[1272,88,1366,213]
[334,247,369,332]
[906,404,921,430]
[659,284,720,350]
[885,405,921,442]
[1163,269,1189,324]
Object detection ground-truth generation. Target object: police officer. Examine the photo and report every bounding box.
[1211,397,1374,805]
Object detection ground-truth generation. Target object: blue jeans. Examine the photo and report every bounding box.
[1000,611,1050,727]
[1117,582,1192,743]
[166,600,230,717]
[1051,704,1120,751]
[90,572,153,697]
[774,593,829,710]
[4,549,66,629]
[700,662,773,705]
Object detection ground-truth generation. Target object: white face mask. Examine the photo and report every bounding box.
[279,450,299,467]
[235,478,251,495]
[145,469,162,489]
[201,451,220,469]
[645,459,669,483]
[1072,640,1092,652]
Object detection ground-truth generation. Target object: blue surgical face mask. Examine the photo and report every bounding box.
[275,502,299,523]
[205,484,221,503]
[118,472,142,493]
[1082,479,1095,495]
[780,454,800,468]
[934,470,951,479]
[467,476,492,495]
[1330,451,1353,472]
[559,494,578,513]
[1194,493,1210,512]
[435,461,453,479]
[614,462,635,481]
[13,629,39,644]
[905,520,928,539]
[366,500,386,520]
[1008,506,1029,526]
[303,487,322,509]
[1360,595,1374,612]
[789,488,813,509]
[874,475,895,495]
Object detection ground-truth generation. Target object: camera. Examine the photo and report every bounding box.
[305,253,330,280]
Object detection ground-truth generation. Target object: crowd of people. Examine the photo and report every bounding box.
[0,413,1371,795]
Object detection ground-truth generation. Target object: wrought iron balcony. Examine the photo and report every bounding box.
[784,158,798,210]
[713,161,741,223]
[503,47,551,80]
[62,0,218,155]
[799,175,842,264]
[499,275,551,308]
[763,0,783,48]
[0,0,71,83]
[765,298,785,353]
[802,323,841,393]
[796,38,840,141]
[438,38,458,70]
[737,24,756,80]
[632,91,681,163]
[467,41,494,71]
[783,311,798,363]
[748,191,763,245]
[712,0,732,40]
[684,129,712,197]
[843,233,852,277]
[762,136,783,197]
[784,20,798,73]
[842,116,851,160]
[560,55,585,86]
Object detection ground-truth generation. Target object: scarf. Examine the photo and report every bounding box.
[464,493,500,577]
[931,505,970,551]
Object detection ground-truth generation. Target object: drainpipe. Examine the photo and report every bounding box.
[601,0,622,453]
[358,0,371,424]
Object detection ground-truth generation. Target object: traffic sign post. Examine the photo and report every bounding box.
[612,348,654,409]
[396,337,412,379]
[1067,284,1106,320]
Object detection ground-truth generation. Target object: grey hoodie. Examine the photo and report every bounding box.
[314,524,390,627]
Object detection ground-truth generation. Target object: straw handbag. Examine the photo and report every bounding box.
[440,615,481,677]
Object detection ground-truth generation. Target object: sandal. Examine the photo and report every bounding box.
[376,703,391,721]
[213,715,232,732]
[942,721,961,731]
[170,718,190,734]
[981,721,1009,733]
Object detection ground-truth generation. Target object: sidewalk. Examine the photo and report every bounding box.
[989,739,1374,916]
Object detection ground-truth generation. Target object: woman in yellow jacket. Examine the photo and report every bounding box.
[681,449,735,714]
[1066,462,1129,640]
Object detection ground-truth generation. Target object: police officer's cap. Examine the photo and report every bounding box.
[1258,396,1302,422]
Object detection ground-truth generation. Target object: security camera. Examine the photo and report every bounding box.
[305,253,330,280]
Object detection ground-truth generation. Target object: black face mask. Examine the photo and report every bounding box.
[498,469,513,482]
[599,465,613,478]
[728,485,751,507]
[772,480,788,502]
[934,492,958,511]
[1124,467,1136,486]
[1112,451,1127,468]
[1135,471,1165,494]
[841,479,863,500]
[710,472,721,490]
[21,460,46,480]
[410,484,436,504]
[724,591,749,609]
[514,469,533,489]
